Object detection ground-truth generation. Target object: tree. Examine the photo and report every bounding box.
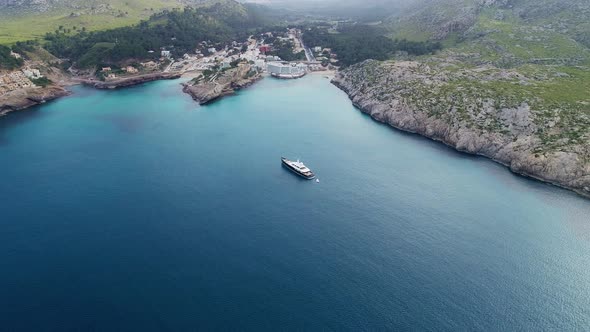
[0,45,24,69]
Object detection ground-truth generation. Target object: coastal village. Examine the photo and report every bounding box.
[1,27,339,111]
[175,28,338,103]
[0,23,346,119]
[87,28,336,82]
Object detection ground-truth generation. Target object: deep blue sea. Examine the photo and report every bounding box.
[1,75,590,331]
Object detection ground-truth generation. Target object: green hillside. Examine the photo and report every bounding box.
[0,0,194,44]
[42,0,265,68]
[373,0,590,155]
[386,0,590,65]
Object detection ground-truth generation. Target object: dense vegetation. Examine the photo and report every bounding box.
[271,43,306,62]
[10,40,38,58]
[302,25,442,67]
[263,33,306,62]
[0,45,24,69]
[43,3,264,68]
[30,77,53,87]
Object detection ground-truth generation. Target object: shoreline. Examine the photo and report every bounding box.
[74,72,182,89]
[331,78,590,200]
[0,85,71,116]
[2,66,588,198]
[0,68,331,116]
[0,71,184,117]
[182,74,263,105]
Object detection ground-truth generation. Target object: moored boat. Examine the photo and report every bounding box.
[281,157,315,179]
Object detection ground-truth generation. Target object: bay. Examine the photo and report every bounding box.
[1,75,589,330]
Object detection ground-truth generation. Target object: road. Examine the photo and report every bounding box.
[297,32,316,62]
[163,60,174,73]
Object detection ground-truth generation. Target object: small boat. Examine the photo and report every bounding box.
[281,157,315,179]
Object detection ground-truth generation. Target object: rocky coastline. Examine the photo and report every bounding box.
[0,85,70,116]
[182,64,262,105]
[332,60,590,198]
[78,72,182,90]
[1,72,183,116]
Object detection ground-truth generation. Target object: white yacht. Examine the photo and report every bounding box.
[281,157,315,179]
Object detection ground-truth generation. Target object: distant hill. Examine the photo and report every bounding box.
[385,0,589,67]
[387,0,589,47]
[0,0,206,44]
[0,0,203,13]
[240,0,412,21]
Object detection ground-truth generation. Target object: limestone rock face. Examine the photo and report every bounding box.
[332,60,590,198]
[0,85,70,115]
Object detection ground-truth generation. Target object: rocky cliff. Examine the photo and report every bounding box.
[183,64,261,105]
[333,60,590,197]
[0,85,70,116]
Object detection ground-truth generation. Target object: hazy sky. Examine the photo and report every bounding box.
[241,0,413,5]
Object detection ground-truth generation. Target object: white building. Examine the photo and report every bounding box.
[267,62,307,79]
[254,59,266,70]
[140,61,158,70]
[161,50,171,58]
[265,55,281,62]
[22,68,42,79]
[313,46,322,52]
[207,47,217,54]
[240,51,257,62]
[125,66,138,74]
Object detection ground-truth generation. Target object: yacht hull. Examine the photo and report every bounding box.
[281,157,315,179]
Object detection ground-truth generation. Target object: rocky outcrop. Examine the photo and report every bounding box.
[0,85,70,116]
[79,72,181,89]
[332,60,590,198]
[182,64,261,105]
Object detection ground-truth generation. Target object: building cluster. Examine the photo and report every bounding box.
[125,66,138,74]
[167,29,313,76]
[0,68,42,95]
[312,47,338,64]
[22,68,43,79]
[140,61,159,70]
[91,28,320,81]
[100,67,116,79]
[98,64,145,79]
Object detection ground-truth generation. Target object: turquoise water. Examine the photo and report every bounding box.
[1,75,590,330]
